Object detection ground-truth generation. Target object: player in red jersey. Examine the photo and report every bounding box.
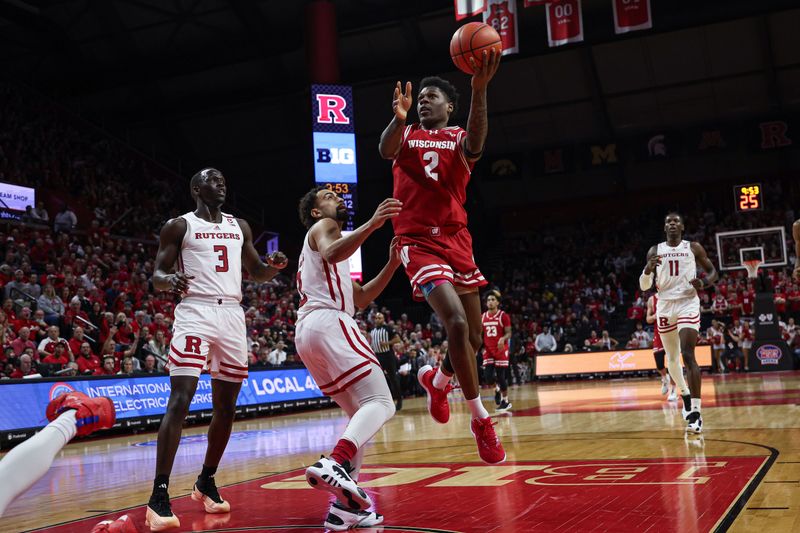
[481,291,512,411]
[146,168,288,531]
[646,294,676,400]
[378,50,505,464]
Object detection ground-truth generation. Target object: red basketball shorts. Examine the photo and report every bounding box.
[652,328,663,353]
[397,227,487,301]
[483,347,509,367]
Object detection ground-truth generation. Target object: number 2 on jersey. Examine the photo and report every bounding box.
[213,245,229,272]
[423,151,439,181]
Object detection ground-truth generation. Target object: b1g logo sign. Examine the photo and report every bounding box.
[316,147,355,165]
[756,344,782,365]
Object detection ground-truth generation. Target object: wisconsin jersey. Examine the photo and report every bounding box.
[655,240,697,301]
[392,123,474,236]
[179,211,243,301]
[482,310,510,354]
[297,231,355,322]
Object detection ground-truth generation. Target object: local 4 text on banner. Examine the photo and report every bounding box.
[612,0,652,34]
[546,0,583,47]
[454,0,487,20]
[483,0,519,55]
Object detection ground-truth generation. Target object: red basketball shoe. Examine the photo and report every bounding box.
[46,392,116,437]
[470,417,506,465]
[90,514,139,533]
[417,365,452,424]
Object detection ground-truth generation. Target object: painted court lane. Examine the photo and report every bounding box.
[33,458,767,532]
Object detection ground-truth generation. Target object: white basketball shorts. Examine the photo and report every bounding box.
[295,308,382,396]
[656,296,701,334]
[168,297,249,383]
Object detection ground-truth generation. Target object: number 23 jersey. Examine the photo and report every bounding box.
[179,211,244,301]
[392,123,474,236]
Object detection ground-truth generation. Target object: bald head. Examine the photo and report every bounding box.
[190,168,222,198]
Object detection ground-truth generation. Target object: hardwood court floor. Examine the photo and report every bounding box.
[2,371,799,532]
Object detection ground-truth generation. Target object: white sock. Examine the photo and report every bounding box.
[502,396,508,402]
[466,397,490,419]
[0,410,76,517]
[495,385,500,392]
[691,398,701,412]
[432,369,451,390]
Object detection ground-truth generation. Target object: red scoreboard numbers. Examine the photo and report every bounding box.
[734,183,763,212]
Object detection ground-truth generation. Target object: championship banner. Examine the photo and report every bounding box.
[483,0,519,55]
[546,0,583,47]
[455,0,487,20]
[612,0,652,34]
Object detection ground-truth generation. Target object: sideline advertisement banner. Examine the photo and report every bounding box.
[536,346,712,377]
[0,368,323,433]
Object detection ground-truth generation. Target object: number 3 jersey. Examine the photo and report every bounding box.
[392,123,474,236]
[655,240,696,301]
[178,211,244,302]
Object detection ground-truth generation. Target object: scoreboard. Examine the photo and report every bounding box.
[311,84,362,280]
[734,183,763,212]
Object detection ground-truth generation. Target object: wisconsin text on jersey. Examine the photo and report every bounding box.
[407,139,458,150]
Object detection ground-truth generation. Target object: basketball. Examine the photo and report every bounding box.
[450,22,502,75]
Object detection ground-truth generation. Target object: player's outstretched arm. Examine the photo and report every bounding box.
[239,219,287,283]
[640,245,660,291]
[379,81,412,159]
[152,218,194,293]
[311,199,402,264]
[352,237,402,309]
[463,48,500,161]
[793,219,800,281]
[690,242,719,291]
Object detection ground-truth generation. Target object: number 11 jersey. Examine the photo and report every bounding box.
[655,240,696,301]
[392,123,474,236]
[179,211,244,302]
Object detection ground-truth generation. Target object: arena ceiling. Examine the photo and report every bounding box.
[1,0,799,233]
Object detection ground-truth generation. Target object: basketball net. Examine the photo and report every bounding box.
[743,259,762,279]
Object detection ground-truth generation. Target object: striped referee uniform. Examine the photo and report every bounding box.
[370,323,402,409]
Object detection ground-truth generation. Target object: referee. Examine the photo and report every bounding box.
[370,312,403,410]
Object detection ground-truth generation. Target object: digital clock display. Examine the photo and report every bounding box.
[734,183,763,212]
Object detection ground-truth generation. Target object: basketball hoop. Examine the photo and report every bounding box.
[743,259,762,279]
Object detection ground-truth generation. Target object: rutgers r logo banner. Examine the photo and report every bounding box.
[311,85,355,134]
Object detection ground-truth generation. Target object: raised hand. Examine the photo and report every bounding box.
[267,251,288,270]
[369,198,403,230]
[470,48,501,90]
[393,81,413,121]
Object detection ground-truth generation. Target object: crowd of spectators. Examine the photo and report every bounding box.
[0,82,797,387]
[0,83,181,239]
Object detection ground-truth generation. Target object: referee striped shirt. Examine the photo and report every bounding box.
[370,325,393,354]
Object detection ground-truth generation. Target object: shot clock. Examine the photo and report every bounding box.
[734,183,763,212]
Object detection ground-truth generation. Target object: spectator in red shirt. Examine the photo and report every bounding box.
[75,342,102,375]
[41,342,70,369]
[94,356,117,376]
[67,326,89,356]
[10,326,37,357]
[10,354,38,379]
[584,330,602,351]
[775,287,788,316]
[37,325,70,361]
[63,298,89,330]
[12,306,37,333]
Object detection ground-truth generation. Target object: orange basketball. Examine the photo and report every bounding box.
[450,22,502,75]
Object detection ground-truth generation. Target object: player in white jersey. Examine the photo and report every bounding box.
[146,168,288,531]
[295,187,402,531]
[640,212,718,434]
